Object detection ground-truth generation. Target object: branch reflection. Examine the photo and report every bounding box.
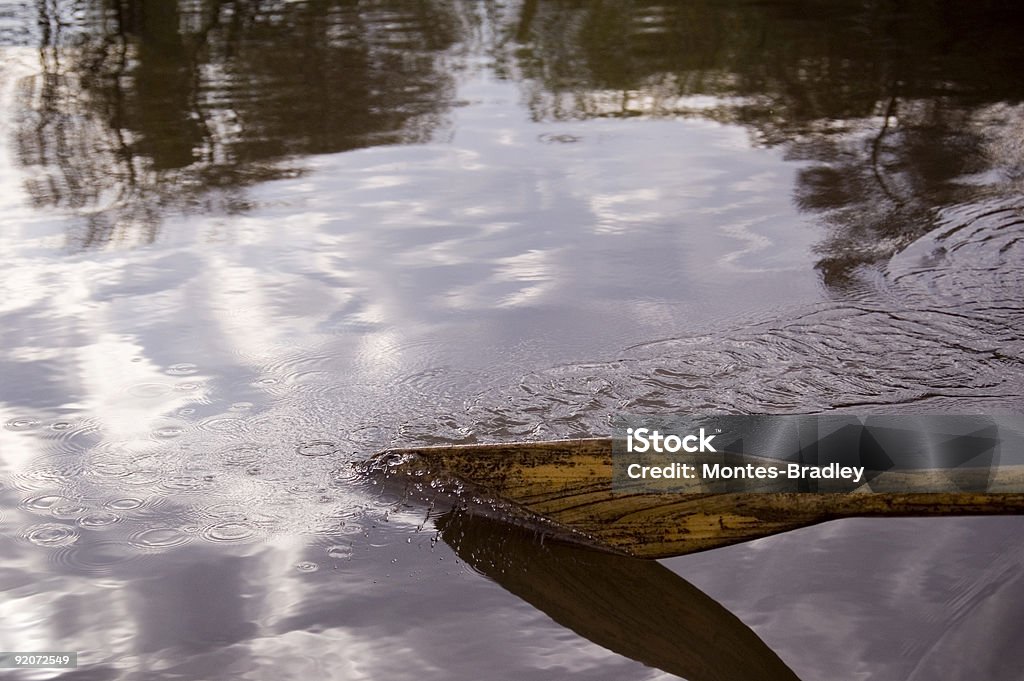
[15,0,461,248]
[504,0,1024,288]
[11,0,1023,291]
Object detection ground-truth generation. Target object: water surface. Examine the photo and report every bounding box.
[2,1,1023,679]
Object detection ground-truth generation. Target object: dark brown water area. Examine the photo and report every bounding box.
[1,1,1023,679]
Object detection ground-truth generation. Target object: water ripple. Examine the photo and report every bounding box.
[104,497,144,511]
[4,417,41,431]
[9,458,86,492]
[50,540,143,576]
[165,363,200,376]
[20,494,65,513]
[23,522,79,547]
[128,527,193,550]
[201,521,261,543]
[44,417,104,454]
[77,511,122,529]
[471,200,1024,431]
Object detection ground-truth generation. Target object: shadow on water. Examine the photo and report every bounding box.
[437,509,800,681]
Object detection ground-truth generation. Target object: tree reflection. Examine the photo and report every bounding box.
[15,0,462,248]
[13,0,1024,286]
[502,0,1024,288]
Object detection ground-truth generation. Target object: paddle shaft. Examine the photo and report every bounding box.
[375,438,1024,558]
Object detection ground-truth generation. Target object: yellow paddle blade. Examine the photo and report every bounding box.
[371,438,1024,559]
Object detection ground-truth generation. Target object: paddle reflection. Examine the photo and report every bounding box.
[436,509,800,681]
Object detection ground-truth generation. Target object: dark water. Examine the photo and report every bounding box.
[1,1,1023,679]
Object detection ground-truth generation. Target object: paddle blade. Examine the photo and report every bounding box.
[438,508,802,681]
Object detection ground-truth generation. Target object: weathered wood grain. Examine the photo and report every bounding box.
[376,438,1024,558]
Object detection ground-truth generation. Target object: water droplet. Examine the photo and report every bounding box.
[339,523,363,536]
[23,523,79,547]
[296,561,319,573]
[51,421,73,431]
[166,363,199,376]
[326,545,352,559]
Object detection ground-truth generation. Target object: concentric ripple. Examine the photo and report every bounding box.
[104,497,144,511]
[166,363,200,376]
[217,443,265,466]
[19,494,65,513]
[77,511,122,529]
[128,527,193,550]
[4,417,41,431]
[51,501,90,519]
[44,417,104,455]
[9,459,86,492]
[50,540,144,576]
[22,522,79,547]
[201,521,261,543]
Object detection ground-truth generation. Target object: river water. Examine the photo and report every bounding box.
[1,2,1023,679]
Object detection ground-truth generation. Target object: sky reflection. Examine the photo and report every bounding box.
[1,1,1023,680]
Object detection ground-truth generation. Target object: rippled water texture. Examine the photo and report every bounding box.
[1,1,1023,679]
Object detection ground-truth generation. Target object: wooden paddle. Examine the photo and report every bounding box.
[369,438,1024,559]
